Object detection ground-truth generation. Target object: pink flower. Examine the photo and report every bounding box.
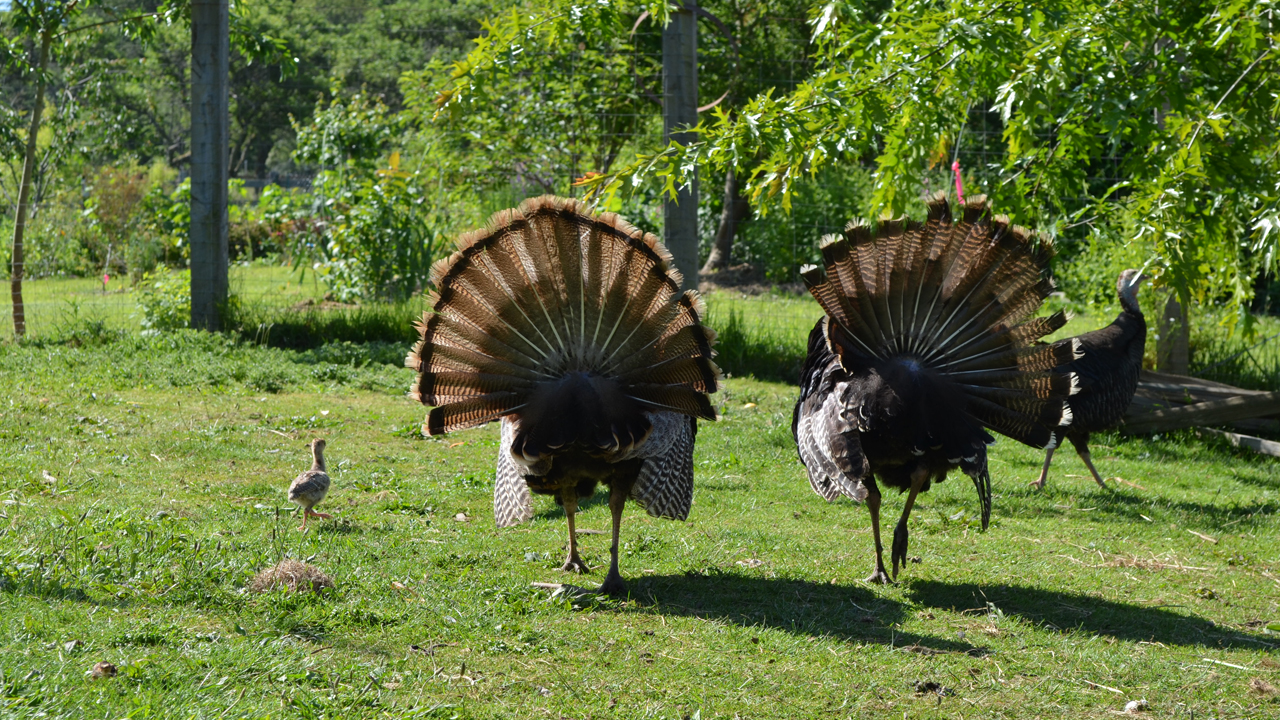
[951,160,965,205]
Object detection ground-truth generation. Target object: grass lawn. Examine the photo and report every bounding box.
[0,264,330,340]
[0,332,1276,719]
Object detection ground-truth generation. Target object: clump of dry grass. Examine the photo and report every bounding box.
[1250,677,1278,697]
[249,559,334,594]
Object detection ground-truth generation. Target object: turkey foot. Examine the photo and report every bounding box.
[864,566,892,585]
[561,551,590,574]
[1029,446,1054,490]
[598,570,627,596]
[297,508,332,532]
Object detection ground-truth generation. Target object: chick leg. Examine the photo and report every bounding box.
[298,505,310,533]
[598,482,629,596]
[891,467,930,580]
[864,486,891,584]
[1029,447,1055,489]
[560,491,589,574]
[306,509,332,520]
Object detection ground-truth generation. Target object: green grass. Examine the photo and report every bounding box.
[1,332,1277,719]
[0,264,331,341]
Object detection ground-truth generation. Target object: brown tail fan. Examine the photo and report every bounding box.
[408,196,721,435]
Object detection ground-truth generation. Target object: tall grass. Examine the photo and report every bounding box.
[709,307,809,382]
[1190,315,1280,391]
[224,298,425,350]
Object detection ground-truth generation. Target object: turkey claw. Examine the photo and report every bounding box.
[560,555,590,574]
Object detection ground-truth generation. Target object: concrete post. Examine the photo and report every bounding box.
[662,1,698,292]
[190,0,230,330]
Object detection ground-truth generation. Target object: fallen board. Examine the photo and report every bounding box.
[1197,428,1280,459]
[1123,391,1280,435]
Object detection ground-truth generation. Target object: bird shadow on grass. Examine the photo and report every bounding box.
[620,570,988,655]
[904,580,1275,650]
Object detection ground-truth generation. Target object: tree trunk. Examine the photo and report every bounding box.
[700,166,749,275]
[662,0,699,292]
[190,0,231,330]
[10,32,53,339]
[1156,292,1190,375]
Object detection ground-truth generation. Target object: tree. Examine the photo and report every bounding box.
[421,0,818,276]
[2,0,291,336]
[573,0,1280,325]
[4,0,88,338]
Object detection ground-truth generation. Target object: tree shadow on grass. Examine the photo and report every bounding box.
[622,570,987,655]
[905,580,1275,650]
[1001,484,1279,531]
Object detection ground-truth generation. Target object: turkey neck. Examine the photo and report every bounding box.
[311,445,327,473]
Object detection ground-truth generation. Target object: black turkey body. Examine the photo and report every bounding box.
[1031,270,1146,489]
[793,194,1079,583]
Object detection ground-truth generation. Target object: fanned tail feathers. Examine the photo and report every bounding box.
[802,193,1074,448]
[408,196,721,435]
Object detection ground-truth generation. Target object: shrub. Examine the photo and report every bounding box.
[136,268,192,331]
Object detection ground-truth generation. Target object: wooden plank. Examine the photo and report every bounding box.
[1198,428,1280,459]
[1122,391,1280,435]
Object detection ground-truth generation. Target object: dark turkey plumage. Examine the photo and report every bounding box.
[407,196,720,595]
[793,194,1078,583]
[1031,269,1146,489]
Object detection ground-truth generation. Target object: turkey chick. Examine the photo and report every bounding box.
[289,438,332,531]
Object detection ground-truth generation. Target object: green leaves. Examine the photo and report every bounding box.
[572,0,1280,319]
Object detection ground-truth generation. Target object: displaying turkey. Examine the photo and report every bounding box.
[289,438,332,532]
[793,194,1079,583]
[1030,269,1146,489]
[407,196,720,595]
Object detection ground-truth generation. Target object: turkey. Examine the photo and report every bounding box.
[793,194,1079,583]
[1030,269,1146,489]
[407,196,720,595]
[289,438,332,532]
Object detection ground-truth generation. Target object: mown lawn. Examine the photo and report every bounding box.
[0,332,1277,719]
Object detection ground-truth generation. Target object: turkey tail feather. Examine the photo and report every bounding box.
[410,196,721,437]
[803,193,1073,448]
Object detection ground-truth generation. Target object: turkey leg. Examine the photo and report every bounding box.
[560,491,589,573]
[1029,447,1055,489]
[864,487,891,584]
[1069,434,1108,489]
[1077,451,1108,489]
[598,481,630,596]
[891,467,930,579]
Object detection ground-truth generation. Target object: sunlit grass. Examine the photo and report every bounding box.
[0,333,1276,719]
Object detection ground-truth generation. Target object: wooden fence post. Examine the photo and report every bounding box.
[190,0,230,330]
[662,0,698,292]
